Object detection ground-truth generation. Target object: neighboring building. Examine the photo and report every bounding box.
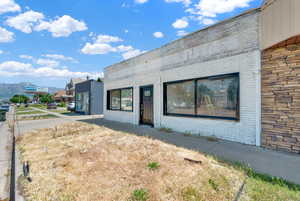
[53,90,73,103]
[261,0,300,153]
[65,78,86,101]
[75,79,104,115]
[103,0,300,154]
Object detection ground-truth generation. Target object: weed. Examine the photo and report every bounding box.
[147,162,160,170]
[208,179,219,191]
[184,131,192,137]
[206,136,219,142]
[181,186,202,201]
[211,156,300,191]
[159,127,173,133]
[130,189,149,201]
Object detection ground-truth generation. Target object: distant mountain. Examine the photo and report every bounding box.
[0,82,63,100]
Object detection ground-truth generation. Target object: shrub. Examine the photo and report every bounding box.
[57,102,66,107]
[130,189,149,201]
[147,162,160,170]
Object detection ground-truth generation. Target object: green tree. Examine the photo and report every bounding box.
[10,94,29,103]
[39,94,54,104]
[34,94,54,104]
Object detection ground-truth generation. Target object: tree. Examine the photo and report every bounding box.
[34,94,54,104]
[10,94,29,104]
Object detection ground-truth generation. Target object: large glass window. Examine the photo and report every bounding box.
[197,76,239,118]
[164,73,239,120]
[166,80,195,115]
[121,88,133,111]
[110,90,121,110]
[107,87,133,112]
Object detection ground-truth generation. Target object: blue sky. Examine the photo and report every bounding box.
[0,0,262,88]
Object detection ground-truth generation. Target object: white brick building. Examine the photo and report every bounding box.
[104,9,261,146]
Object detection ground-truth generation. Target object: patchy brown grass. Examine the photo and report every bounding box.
[17,122,245,201]
[17,114,58,121]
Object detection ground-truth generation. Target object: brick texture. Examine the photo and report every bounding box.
[262,37,300,154]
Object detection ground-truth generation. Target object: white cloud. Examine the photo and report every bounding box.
[0,0,21,15]
[0,60,101,78]
[122,49,146,60]
[6,10,44,33]
[165,0,191,7]
[0,50,3,54]
[81,33,145,60]
[194,0,254,17]
[172,18,189,29]
[19,55,33,60]
[96,34,123,43]
[177,30,188,36]
[117,45,134,52]
[0,27,14,43]
[81,43,117,55]
[202,18,217,25]
[81,34,122,55]
[135,0,149,4]
[36,58,59,68]
[153,31,164,38]
[35,15,87,37]
[42,54,77,63]
[0,61,33,73]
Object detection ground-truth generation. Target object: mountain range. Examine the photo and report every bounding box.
[0,82,63,100]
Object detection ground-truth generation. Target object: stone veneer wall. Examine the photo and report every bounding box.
[262,36,300,153]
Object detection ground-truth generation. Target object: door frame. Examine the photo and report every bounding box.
[139,85,154,127]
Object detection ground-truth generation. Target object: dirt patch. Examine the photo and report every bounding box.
[18,122,245,201]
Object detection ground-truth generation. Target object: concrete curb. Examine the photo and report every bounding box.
[0,123,12,201]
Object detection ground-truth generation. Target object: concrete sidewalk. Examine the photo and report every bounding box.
[0,122,12,200]
[81,118,300,185]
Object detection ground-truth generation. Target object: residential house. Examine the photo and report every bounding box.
[53,90,73,103]
[65,78,86,101]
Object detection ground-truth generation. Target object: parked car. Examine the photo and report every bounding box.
[0,104,10,112]
[47,103,57,110]
[67,102,75,111]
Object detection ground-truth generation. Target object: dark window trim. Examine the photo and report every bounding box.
[163,72,240,121]
[107,87,134,112]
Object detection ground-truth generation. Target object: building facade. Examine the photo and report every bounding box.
[103,0,300,153]
[75,80,104,115]
[104,10,261,146]
[261,0,300,153]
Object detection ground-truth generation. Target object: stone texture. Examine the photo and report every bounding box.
[262,38,300,154]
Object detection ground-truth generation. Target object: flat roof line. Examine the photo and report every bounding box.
[105,7,261,71]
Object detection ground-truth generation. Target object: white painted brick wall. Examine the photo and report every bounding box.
[104,10,261,145]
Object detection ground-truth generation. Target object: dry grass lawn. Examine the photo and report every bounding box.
[18,122,245,201]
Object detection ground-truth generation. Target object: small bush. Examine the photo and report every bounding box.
[130,189,149,201]
[57,102,66,107]
[147,162,160,170]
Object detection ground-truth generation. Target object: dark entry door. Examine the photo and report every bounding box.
[140,85,154,126]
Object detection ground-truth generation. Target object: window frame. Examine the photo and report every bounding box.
[163,73,240,121]
[107,87,134,112]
